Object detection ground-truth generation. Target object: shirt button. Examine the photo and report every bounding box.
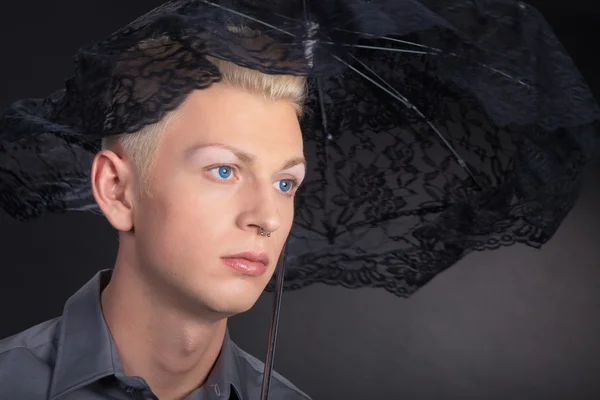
[213,384,221,396]
[125,386,136,394]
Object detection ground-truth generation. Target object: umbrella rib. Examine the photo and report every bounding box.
[334,40,530,88]
[199,0,297,37]
[271,12,304,24]
[347,53,406,101]
[330,28,444,51]
[199,3,528,88]
[334,54,484,189]
[325,28,530,88]
[346,53,456,189]
[323,42,432,55]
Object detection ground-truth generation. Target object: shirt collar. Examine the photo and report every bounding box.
[49,269,245,400]
[201,330,244,400]
[49,269,115,399]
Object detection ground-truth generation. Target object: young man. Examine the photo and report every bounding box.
[0,50,311,399]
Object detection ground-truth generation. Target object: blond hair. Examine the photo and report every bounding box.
[101,40,308,193]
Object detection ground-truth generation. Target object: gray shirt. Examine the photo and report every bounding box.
[0,270,310,400]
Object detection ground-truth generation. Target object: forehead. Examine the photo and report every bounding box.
[162,84,304,154]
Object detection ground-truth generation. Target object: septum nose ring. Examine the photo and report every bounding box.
[260,227,272,238]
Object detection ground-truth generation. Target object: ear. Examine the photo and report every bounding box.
[91,149,137,232]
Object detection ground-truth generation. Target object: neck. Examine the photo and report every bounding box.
[100,254,228,400]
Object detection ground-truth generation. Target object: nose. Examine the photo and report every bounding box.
[236,182,282,236]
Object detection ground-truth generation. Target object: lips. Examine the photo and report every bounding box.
[221,252,270,276]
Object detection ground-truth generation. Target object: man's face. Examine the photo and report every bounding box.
[131,84,305,317]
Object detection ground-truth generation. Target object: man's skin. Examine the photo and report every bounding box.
[92,83,306,400]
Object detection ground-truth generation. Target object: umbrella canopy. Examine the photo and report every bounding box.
[1,0,597,299]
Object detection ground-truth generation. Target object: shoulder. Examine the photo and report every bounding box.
[232,342,312,400]
[0,316,61,357]
[0,317,61,399]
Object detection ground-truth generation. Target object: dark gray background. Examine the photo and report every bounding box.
[1,1,599,399]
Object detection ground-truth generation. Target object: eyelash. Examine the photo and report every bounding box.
[206,164,300,196]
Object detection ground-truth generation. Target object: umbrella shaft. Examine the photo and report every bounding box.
[259,246,287,400]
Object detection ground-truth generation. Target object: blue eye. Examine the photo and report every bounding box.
[275,179,294,193]
[209,165,233,180]
[218,166,232,179]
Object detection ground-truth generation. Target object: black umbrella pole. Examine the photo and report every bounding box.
[259,247,287,400]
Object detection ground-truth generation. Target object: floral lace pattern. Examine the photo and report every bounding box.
[1,0,599,297]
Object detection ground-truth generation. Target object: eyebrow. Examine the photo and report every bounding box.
[188,143,306,170]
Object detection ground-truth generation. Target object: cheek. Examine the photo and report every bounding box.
[281,200,296,232]
[271,198,295,248]
[135,181,238,259]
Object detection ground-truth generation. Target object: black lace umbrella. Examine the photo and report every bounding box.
[1,0,599,398]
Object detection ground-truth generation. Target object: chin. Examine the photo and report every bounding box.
[191,279,266,317]
[209,300,257,316]
[203,295,261,317]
